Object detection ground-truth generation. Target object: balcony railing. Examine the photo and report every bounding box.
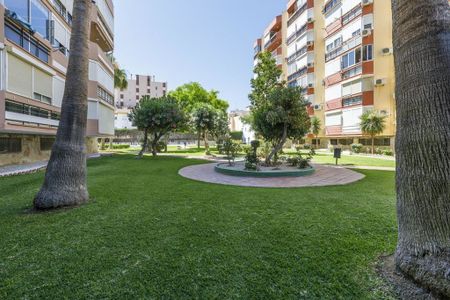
[288,66,308,82]
[341,64,362,80]
[325,31,362,62]
[322,0,342,15]
[287,45,307,64]
[287,3,308,26]
[342,5,362,26]
[287,24,307,45]
[264,32,281,49]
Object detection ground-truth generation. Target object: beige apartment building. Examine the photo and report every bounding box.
[0,0,115,166]
[254,0,396,150]
[114,74,168,129]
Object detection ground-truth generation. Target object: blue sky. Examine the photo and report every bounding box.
[114,0,286,111]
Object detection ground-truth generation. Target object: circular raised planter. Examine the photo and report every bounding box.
[214,162,315,178]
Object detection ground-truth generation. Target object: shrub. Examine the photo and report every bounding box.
[250,140,260,150]
[230,131,243,141]
[245,140,260,170]
[383,149,394,156]
[104,144,131,150]
[223,139,241,166]
[351,143,363,154]
[287,149,315,169]
[303,143,311,150]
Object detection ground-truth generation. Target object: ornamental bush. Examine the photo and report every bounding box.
[351,143,363,153]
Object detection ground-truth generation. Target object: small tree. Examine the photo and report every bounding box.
[191,103,219,154]
[223,138,241,166]
[310,116,321,149]
[360,110,387,155]
[252,86,310,165]
[129,96,186,158]
[249,51,283,108]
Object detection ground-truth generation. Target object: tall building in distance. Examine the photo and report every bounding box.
[0,0,115,166]
[254,0,396,150]
[114,74,168,129]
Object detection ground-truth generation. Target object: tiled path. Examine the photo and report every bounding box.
[179,163,366,188]
[0,153,104,177]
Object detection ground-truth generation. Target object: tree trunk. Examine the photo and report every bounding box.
[266,124,288,165]
[197,131,201,149]
[100,138,105,150]
[315,134,319,149]
[34,0,91,210]
[204,131,209,153]
[151,133,158,157]
[371,135,375,155]
[392,0,450,297]
[137,128,148,159]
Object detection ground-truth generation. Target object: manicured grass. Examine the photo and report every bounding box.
[310,153,396,168]
[0,155,397,299]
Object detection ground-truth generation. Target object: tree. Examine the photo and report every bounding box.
[249,51,283,108]
[33,0,91,210]
[129,96,186,158]
[392,0,450,297]
[113,65,128,91]
[310,116,321,149]
[359,110,386,154]
[169,82,228,114]
[191,103,218,154]
[252,86,310,165]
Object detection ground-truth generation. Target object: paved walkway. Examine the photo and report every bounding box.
[0,153,105,178]
[179,163,365,188]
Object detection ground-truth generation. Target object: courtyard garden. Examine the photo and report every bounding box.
[0,154,398,299]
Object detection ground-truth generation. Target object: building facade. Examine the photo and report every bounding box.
[254,0,396,151]
[0,0,115,166]
[228,109,255,144]
[114,74,167,129]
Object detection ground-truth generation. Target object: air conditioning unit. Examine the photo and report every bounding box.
[307,62,314,68]
[362,29,372,37]
[375,78,386,86]
[307,17,315,23]
[313,104,322,111]
[362,0,373,6]
[307,41,314,47]
[381,47,393,55]
[308,83,314,88]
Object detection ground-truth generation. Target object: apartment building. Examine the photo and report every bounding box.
[254,13,288,81]
[228,109,255,144]
[253,0,396,150]
[114,74,167,129]
[0,0,115,166]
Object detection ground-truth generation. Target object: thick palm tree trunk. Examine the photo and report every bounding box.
[34,0,91,210]
[392,0,450,297]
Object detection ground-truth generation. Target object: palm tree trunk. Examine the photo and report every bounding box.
[204,131,209,153]
[34,0,91,210]
[371,136,375,155]
[138,128,148,159]
[197,131,201,149]
[392,0,450,296]
[315,134,319,149]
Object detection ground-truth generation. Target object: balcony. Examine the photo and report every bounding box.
[264,32,282,52]
[90,3,114,52]
[322,0,342,15]
[287,46,307,64]
[288,66,308,82]
[287,24,307,45]
[325,31,362,62]
[287,3,308,26]
[326,125,343,136]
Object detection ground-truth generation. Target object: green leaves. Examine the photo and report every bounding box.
[360,110,387,137]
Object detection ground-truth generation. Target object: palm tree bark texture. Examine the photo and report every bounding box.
[392,0,450,297]
[34,0,91,209]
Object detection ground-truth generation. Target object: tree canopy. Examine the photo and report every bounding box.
[191,103,228,153]
[169,82,229,114]
[129,96,187,157]
[252,86,310,164]
[360,110,387,154]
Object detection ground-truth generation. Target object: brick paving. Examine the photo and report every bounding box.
[179,163,366,188]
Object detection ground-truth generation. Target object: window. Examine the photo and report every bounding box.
[312,139,320,145]
[0,137,22,154]
[5,100,54,119]
[342,96,362,107]
[136,75,140,85]
[323,0,340,14]
[5,23,49,63]
[360,138,391,146]
[136,88,139,93]
[339,139,353,146]
[30,0,50,40]
[120,94,124,99]
[50,112,60,120]
[330,139,338,146]
[363,45,373,61]
[97,87,114,105]
[5,0,29,22]
[136,95,140,100]
[40,137,55,151]
[341,48,361,70]
[33,93,51,104]
[147,76,151,86]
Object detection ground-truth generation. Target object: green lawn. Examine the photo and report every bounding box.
[310,153,395,168]
[0,155,397,299]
